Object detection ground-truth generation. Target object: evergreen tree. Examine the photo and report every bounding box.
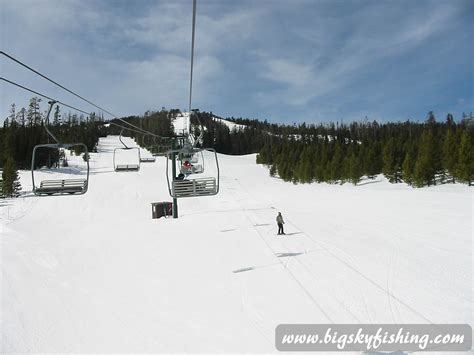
[364,142,381,179]
[329,142,344,183]
[269,164,277,177]
[441,126,458,183]
[402,143,416,185]
[2,157,22,197]
[413,130,436,187]
[295,145,313,183]
[382,138,401,182]
[455,130,474,185]
[346,148,363,185]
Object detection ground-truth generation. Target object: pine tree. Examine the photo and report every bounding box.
[347,149,362,185]
[315,140,328,182]
[329,142,344,183]
[295,146,313,183]
[455,130,474,185]
[2,157,22,197]
[402,143,416,185]
[269,164,277,177]
[0,171,3,198]
[382,138,399,182]
[441,127,458,183]
[413,130,436,187]
[364,142,381,179]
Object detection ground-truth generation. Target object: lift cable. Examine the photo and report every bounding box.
[187,0,204,147]
[1,76,92,116]
[1,76,166,146]
[1,51,166,139]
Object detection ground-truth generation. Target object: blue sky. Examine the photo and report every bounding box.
[1,0,473,124]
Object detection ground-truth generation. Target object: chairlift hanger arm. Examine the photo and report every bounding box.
[44,100,61,144]
[118,129,129,149]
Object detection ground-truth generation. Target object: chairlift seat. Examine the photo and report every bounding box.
[35,179,87,195]
[140,157,156,163]
[172,177,217,198]
[115,164,140,172]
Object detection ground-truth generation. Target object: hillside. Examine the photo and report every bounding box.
[1,135,472,352]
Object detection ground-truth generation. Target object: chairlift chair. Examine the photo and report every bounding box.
[31,101,90,196]
[138,135,156,163]
[166,147,219,198]
[113,132,141,172]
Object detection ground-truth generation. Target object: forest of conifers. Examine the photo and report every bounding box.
[1,97,473,194]
[191,111,473,187]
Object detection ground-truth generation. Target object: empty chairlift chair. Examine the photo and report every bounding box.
[113,132,141,172]
[31,101,90,196]
[166,147,219,198]
[139,135,156,163]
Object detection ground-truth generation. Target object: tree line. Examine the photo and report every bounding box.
[1,101,473,198]
[174,110,474,187]
[254,112,473,187]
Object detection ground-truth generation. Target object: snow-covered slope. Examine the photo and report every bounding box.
[172,112,189,136]
[213,116,246,131]
[1,136,472,352]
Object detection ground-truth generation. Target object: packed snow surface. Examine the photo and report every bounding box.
[1,136,472,352]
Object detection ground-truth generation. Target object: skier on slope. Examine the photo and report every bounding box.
[276,212,285,235]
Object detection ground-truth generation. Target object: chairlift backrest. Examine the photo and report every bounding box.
[113,131,141,172]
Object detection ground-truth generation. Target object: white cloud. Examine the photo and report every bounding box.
[1,0,471,123]
[254,1,462,109]
[261,59,313,88]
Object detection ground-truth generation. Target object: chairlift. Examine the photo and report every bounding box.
[163,1,220,200]
[138,135,156,163]
[165,146,219,198]
[113,131,141,172]
[31,101,90,196]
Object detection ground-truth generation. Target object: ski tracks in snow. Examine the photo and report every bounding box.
[228,176,433,325]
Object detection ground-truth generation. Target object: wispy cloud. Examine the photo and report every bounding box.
[255,0,464,111]
[1,0,472,123]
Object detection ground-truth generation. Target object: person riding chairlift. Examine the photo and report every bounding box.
[183,160,193,172]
